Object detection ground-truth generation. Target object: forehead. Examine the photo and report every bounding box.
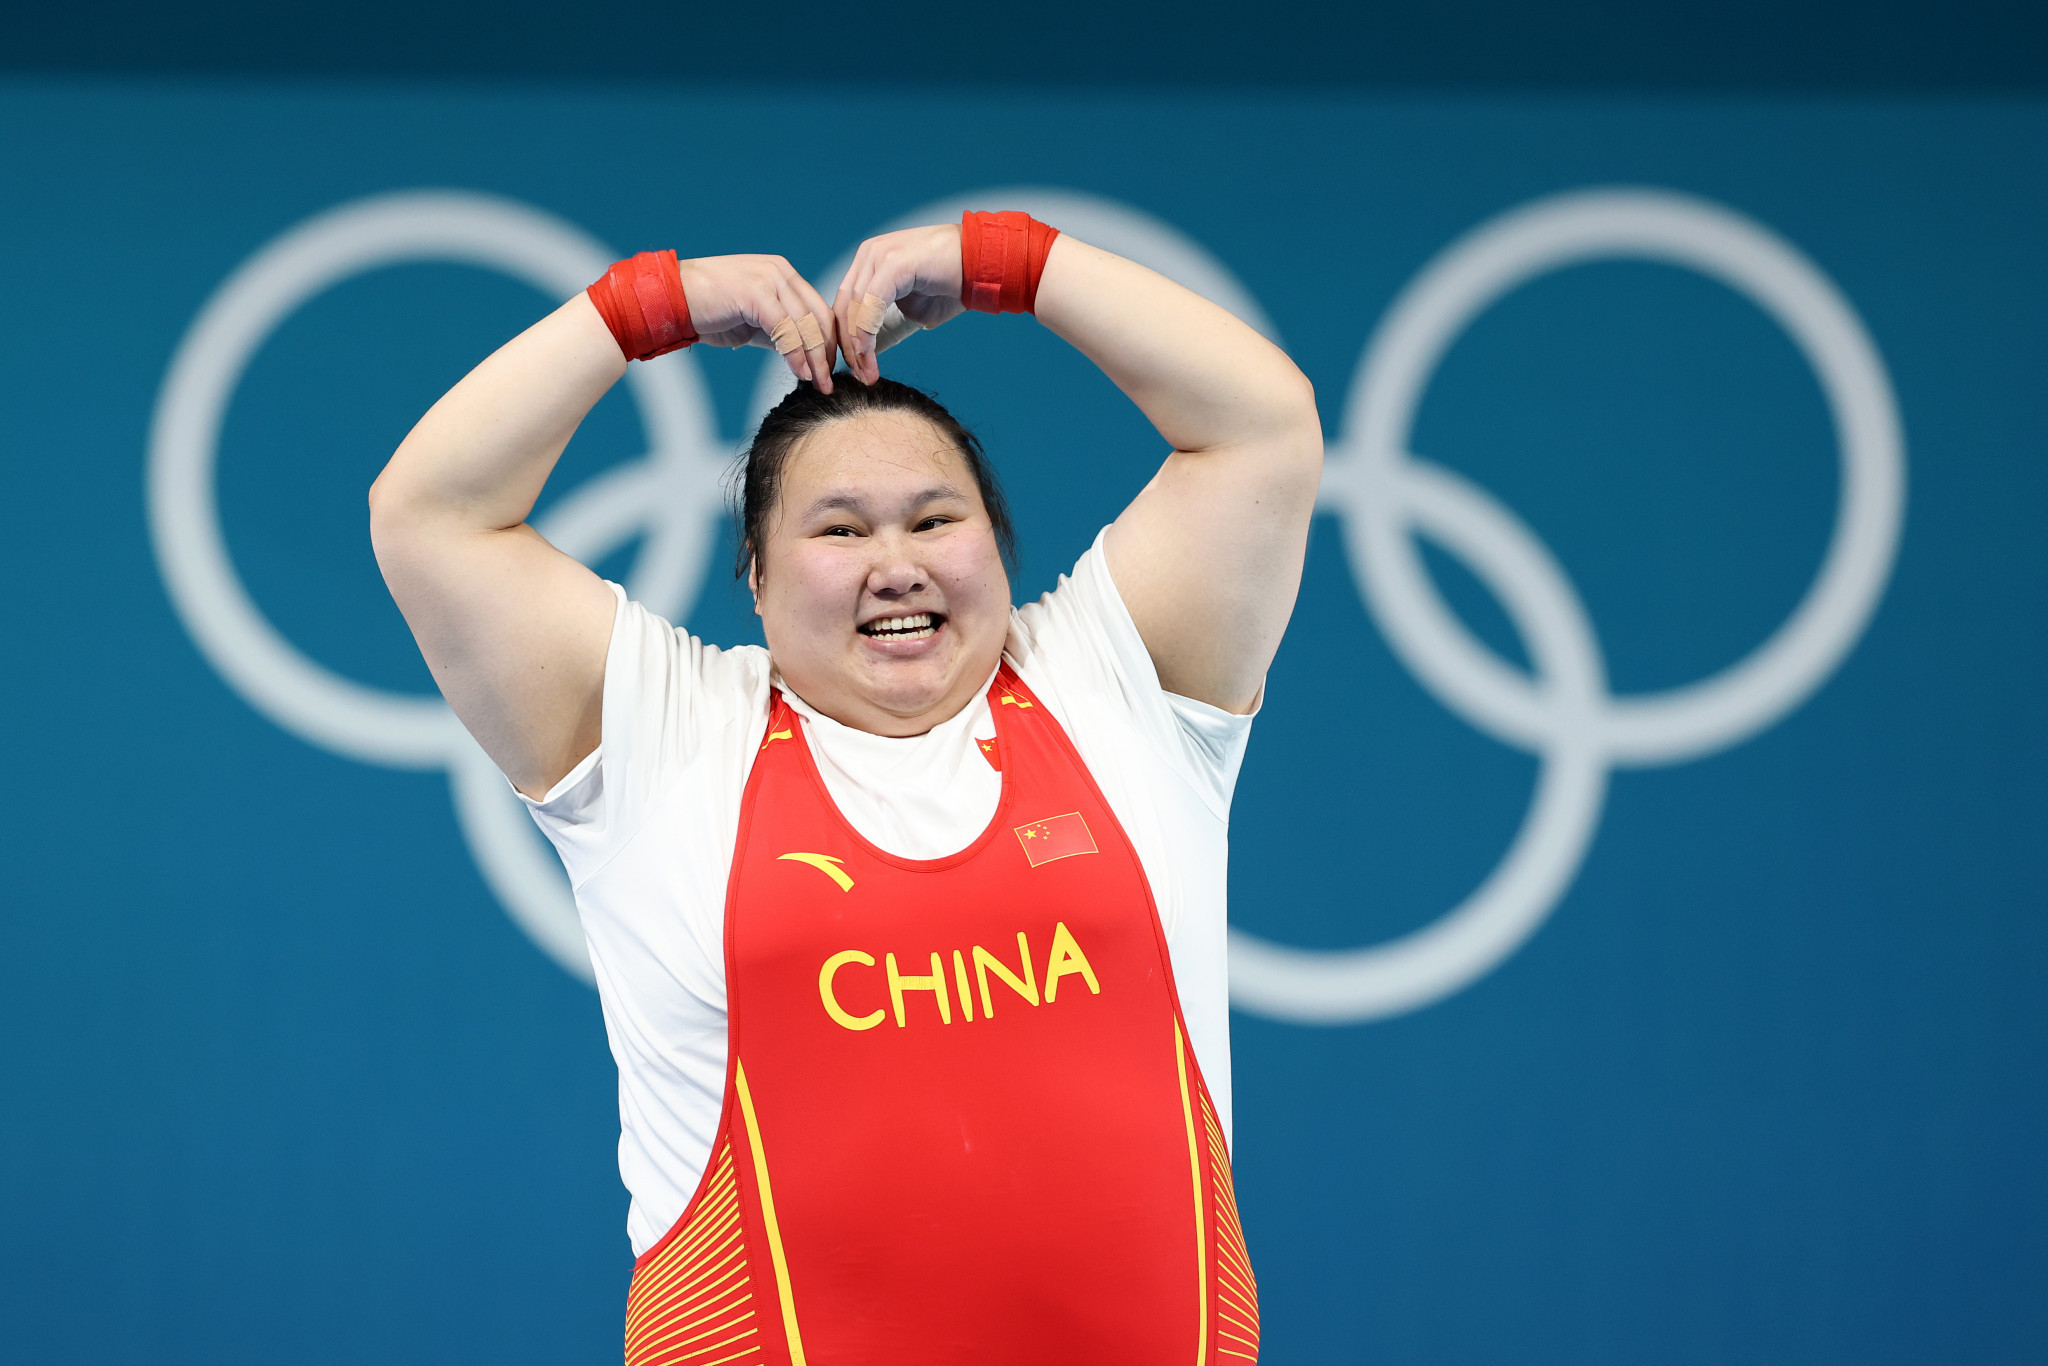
[779,410,974,499]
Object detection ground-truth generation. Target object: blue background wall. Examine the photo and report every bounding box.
[2,78,2045,1363]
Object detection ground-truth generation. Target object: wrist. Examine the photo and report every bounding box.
[587,250,698,361]
[959,211,1059,315]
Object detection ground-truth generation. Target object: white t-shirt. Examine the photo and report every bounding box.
[522,530,1256,1256]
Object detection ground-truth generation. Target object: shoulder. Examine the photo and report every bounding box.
[1007,529,1128,686]
[1009,532,1258,817]
[524,586,772,859]
[600,591,774,758]
[606,586,773,707]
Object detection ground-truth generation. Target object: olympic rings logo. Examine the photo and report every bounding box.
[147,186,1905,1025]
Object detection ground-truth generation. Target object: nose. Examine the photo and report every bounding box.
[865,530,928,600]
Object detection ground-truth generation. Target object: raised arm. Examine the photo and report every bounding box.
[369,254,840,797]
[835,219,1321,713]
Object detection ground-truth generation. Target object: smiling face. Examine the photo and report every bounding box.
[751,409,1013,736]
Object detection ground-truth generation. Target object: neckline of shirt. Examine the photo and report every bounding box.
[772,663,1003,761]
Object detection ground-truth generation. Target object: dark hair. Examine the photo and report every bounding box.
[730,372,1016,579]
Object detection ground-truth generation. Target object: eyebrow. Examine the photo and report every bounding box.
[798,485,970,521]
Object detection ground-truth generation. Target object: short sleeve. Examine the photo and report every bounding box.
[518,582,769,887]
[1010,530,1259,817]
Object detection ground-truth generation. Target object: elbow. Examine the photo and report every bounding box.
[1275,367,1323,471]
[1281,362,1319,429]
[1245,351,1319,444]
[366,467,398,541]
[366,462,422,561]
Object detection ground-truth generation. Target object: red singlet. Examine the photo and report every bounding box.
[623,668,1259,1365]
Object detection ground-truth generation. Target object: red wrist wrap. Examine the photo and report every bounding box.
[586,249,698,361]
[960,210,1060,314]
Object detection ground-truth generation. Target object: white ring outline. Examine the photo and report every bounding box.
[1227,188,1906,1022]
[1352,189,1906,764]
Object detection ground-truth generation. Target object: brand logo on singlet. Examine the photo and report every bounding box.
[778,851,854,891]
[817,924,1101,1032]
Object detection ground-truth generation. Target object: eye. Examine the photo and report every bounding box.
[822,525,860,538]
[915,516,952,532]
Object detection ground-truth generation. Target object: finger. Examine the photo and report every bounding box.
[834,248,879,382]
[855,241,927,381]
[796,311,827,366]
[768,313,804,365]
[764,295,807,381]
[854,290,891,339]
[831,280,857,380]
[874,301,922,356]
[767,277,829,390]
[832,254,867,350]
[847,244,905,383]
[786,269,839,388]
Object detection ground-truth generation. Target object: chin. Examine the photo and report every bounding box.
[865,674,958,719]
[851,656,977,720]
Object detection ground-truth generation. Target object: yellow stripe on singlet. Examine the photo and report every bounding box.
[1175,1022,1209,1366]
[735,1063,807,1366]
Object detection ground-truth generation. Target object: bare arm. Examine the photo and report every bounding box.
[369,255,841,797]
[1037,237,1321,712]
[835,224,1321,712]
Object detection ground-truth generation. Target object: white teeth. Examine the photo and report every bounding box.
[863,612,934,638]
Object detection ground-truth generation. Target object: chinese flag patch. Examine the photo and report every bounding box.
[977,736,1002,772]
[1013,812,1097,867]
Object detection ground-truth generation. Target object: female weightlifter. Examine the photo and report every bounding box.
[369,210,1321,1365]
